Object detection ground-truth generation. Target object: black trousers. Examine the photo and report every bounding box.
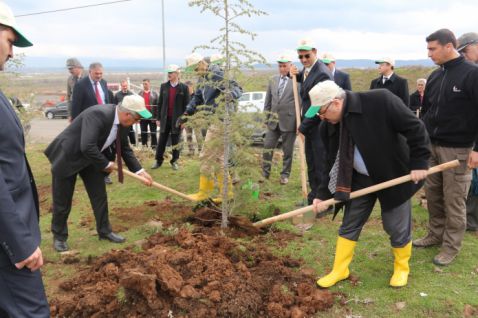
[51,164,112,241]
[304,125,325,204]
[155,119,181,164]
[128,126,136,145]
[139,119,157,147]
[0,258,50,318]
[339,172,412,247]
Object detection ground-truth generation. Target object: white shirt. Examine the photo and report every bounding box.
[353,146,369,176]
[89,76,105,104]
[304,58,318,75]
[382,72,394,84]
[101,107,143,174]
[170,80,179,87]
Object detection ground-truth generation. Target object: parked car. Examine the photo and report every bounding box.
[238,91,266,112]
[45,101,68,119]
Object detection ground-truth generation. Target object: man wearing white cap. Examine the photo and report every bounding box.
[0,2,50,317]
[181,53,242,201]
[310,80,430,289]
[152,64,190,170]
[65,57,86,120]
[457,32,478,64]
[290,38,333,204]
[370,57,409,106]
[262,54,297,184]
[45,95,154,252]
[321,53,352,90]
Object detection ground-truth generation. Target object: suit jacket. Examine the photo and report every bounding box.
[409,90,424,112]
[334,69,352,90]
[71,76,109,119]
[114,90,133,105]
[139,90,159,119]
[370,73,409,106]
[66,70,87,116]
[157,82,190,134]
[0,91,41,266]
[44,105,141,178]
[317,89,430,210]
[263,75,297,132]
[296,60,333,135]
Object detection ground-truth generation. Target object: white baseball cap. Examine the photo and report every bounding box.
[297,38,316,51]
[305,80,341,118]
[277,53,293,63]
[375,57,395,67]
[121,95,152,119]
[0,2,32,47]
[166,64,180,73]
[321,53,336,64]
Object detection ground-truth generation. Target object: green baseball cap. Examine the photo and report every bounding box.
[0,2,33,47]
[305,80,341,118]
[121,95,152,119]
[296,38,316,51]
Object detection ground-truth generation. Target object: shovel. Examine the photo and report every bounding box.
[118,168,196,202]
[253,160,459,228]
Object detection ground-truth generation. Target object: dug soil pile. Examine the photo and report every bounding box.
[50,228,335,317]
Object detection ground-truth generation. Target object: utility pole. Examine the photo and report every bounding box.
[161,0,167,81]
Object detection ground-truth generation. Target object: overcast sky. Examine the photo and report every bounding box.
[8,0,478,68]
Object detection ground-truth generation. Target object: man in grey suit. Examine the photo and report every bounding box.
[65,57,86,121]
[0,3,50,316]
[45,96,154,252]
[262,54,297,185]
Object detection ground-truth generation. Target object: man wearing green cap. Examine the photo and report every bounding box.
[45,95,153,252]
[290,38,333,204]
[0,2,50,317]
[310,80,430,289]
[321,53,352,90]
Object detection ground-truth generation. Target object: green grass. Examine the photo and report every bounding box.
[27,142,478,317]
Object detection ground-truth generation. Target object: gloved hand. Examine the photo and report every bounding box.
[175,115,188,129]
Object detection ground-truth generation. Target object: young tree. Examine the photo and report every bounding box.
[188,0,267,228]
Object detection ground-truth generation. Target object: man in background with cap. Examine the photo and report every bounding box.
[152,65,189,170]
[321,53,352,90]
[311,80,430,289]
[457,32,478,232]
[0,2,50,316]
[182,53,242,201]
[458,32,478,64]
[290,38,333,205]
[262,54,297,185]
[370,57,409,106]
[45,95,153,252]
[414,29,478,266]
[65,57,86,121]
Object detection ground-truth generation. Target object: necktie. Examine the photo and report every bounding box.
[278,77,287,98]
[382,77,388,84]
[115,127,123,183]
[95,81,103,104]
[304,70,309,80]
[328,151,340,194]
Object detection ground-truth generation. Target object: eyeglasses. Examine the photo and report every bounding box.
[298,54,311,60]
[318,101,334,117]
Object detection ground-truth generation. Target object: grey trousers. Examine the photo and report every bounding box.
[339,172,412,247]
[425,145,472,254]
[262,127,296,178]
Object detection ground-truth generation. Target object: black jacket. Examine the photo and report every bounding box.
[114,90,133,105]
[71,76,110,119]
[45,105,141,178]
[0,92,41,266]
[296,60,333,135]
[409,90,424,113]
[317,89,430,210]
[421,56,478,151]
[139,90,159,119]
[157,82,190,134]
[370,73,409,106]
[334,69,352,90]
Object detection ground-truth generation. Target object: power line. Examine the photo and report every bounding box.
[15,0,133,18]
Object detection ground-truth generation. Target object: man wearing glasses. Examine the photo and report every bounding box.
[310,80,430,288]
[290,38,333,205]
[45,96,153,252]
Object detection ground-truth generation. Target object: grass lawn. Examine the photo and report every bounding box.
[27,142,478,317]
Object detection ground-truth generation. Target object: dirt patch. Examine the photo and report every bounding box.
[37,184,52,215]
[50,228,335,317]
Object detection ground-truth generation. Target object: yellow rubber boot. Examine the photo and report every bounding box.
[317,236,356,288]
[390,241,412,287]
[213,174,234,204]
[188,175,214,201]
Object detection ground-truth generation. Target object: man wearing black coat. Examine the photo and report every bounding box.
[409,78,426,116]
[370,57,409,106]
[152,65,190,170]
[0,5,50,316]
[321,53,352,90]
[45,96,153,252]
[290,38,333,204]
[311,81,430,288]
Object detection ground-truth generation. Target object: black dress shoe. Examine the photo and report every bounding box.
[104,176,113,184]
[151,161,162,169]
[53,239,69,252]
[99,232,126,243]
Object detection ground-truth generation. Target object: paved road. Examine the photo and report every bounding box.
[27,117,69,144]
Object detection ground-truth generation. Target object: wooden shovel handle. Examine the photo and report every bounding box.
[253,160,459,228]
[119,168,196,202]
[292,74,308,199]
